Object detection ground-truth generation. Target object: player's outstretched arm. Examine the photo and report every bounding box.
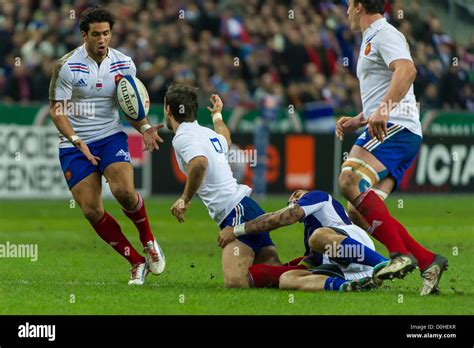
[170,155,208,223]
[207,94,231,148]
[217,204,305,248]
[127,117,164,152]
[49,100,100,165]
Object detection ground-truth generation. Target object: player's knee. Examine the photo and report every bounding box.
[308,228,332,252]
[224,277,248,289]
[338,171,358,199]
[279,271,298,290]
[82,206,104,224]
[112,187,137,209]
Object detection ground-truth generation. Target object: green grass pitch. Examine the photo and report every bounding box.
[0,195,473,315]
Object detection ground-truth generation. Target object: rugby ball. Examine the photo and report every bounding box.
[115,75,150,121]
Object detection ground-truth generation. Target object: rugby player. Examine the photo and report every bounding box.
[49,7,165,285]
[219,190,389,292]
[336,0,447,295]
[165,85,302,288]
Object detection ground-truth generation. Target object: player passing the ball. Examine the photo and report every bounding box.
[336,0,447,295]
[165,85,304,288]
[49,6,165,285]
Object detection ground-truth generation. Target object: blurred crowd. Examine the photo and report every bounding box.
[0,0,473,113]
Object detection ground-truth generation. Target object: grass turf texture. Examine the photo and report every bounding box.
[0,195,473,315]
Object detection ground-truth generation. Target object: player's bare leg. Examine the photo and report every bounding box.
[221,240,255,288]
[279,270,365,292]
[71,171,147,284]
[253,246,281,266]
[339,146,445,293]
[339,145,417,278]
[70,171,104,224]
[104,162,165,275]
[279,270,327,291]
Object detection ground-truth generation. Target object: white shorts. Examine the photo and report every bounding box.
[320,225,376,280]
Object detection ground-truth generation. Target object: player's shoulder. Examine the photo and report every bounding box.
[375,21,406,42]
[296,190,330,206]
[108,47,134,63]
[52,46,82,73]
[172,122,199,144]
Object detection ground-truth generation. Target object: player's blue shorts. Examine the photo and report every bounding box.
[354,123,422,189]
[59,131,131,189]
[219,196,275,254]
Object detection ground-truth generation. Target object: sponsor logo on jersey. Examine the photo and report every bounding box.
[74,78,87,87]
[115,149,131,162]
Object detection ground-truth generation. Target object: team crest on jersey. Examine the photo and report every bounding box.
[114,74,124,85]
[65,170,72,181]
[365,43,372,56]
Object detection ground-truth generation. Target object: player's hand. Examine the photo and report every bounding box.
[217,226,236,248]
[74,140,100,166]
[207,94,223,115]
[143,124,164,152]
[368,108,389,142]
[335,115,367,141]
[170,197,190,223]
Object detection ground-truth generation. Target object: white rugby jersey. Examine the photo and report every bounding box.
[172,121,252,224]
[357,18,422,137]
[49,44,136,148]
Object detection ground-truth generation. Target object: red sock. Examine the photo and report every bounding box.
[92,211,145,265]
[284,256,305,266]
[122,193,155,247]
[393,219,435,270]
[356,190,409,255]
[248,264,306,288]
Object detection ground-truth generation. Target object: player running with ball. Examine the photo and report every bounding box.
[49,7,165,285]
[336,0,447,295]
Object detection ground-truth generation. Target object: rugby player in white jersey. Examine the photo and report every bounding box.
[219,190,389,292]
[335,0,447,295]
[165,85,287,288]
[49,6,165,285]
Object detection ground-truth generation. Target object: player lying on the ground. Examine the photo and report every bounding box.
[165,86,305,288]
[219,190,389,292]
[335,0,447,295]
[49,6,165,285]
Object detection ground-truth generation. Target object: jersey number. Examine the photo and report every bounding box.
[210,138,224,153]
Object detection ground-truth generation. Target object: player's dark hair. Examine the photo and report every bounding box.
[165,84,199,123]
[353,0,386,15]
[79,6,115,34]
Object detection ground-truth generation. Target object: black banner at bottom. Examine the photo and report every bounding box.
[0,315,472,346]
